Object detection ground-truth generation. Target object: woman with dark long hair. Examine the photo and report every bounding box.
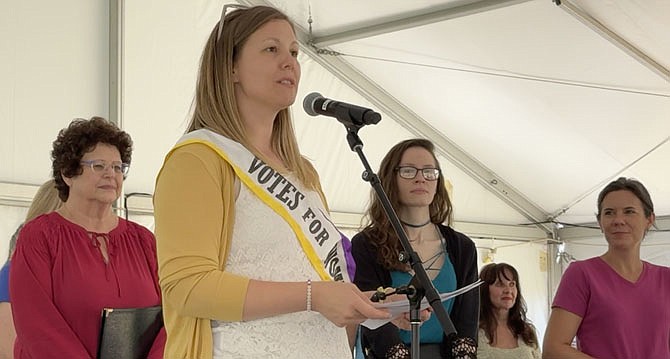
[352,138,479,358]
[477,262,540,359]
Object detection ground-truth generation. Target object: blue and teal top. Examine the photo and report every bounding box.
[391,238,457,344]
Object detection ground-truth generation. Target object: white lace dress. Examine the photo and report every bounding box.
[476,329,541,359]
[211,183,351,359]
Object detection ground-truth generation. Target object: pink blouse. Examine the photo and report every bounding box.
[10,212,165,359]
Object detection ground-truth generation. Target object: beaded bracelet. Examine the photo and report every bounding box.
[306,279,312,312]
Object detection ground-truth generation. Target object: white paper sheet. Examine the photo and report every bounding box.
[361,280,483,330]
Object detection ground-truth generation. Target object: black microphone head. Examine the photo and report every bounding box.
[302,92,322,117]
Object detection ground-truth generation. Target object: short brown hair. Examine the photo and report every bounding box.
[596,177,654,219]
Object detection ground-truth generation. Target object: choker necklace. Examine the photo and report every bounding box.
[400,219,431,228]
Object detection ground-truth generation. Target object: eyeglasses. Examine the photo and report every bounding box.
[80,160,130,176]
[217,4,248,41]
[395,166,440,181]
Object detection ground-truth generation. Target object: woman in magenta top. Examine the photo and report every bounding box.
[10,117,165,358]
[543,177,670,359]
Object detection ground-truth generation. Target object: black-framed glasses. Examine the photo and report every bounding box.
[395,166,440,181]
[81,160,130,176]
[217,4,249,41]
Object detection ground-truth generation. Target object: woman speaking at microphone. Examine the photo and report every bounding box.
[153,5,389,358]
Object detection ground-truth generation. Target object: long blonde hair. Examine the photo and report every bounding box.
[7,179,62,260]
[187,5,319,190]
[26,179,62,222]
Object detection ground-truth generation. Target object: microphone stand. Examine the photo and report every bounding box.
[342,124,457,359]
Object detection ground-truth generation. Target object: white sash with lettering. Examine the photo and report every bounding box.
[174,129,351,282]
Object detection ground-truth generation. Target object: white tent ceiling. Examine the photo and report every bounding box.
[1,0,668,343]
[1,0,669,244]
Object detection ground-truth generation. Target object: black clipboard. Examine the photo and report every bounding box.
[96,306,163,359]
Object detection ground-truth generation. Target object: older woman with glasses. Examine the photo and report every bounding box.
[352,138,479,358]
[10,117,165,358]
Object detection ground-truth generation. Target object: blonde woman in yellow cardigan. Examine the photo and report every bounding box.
[153,5,389,358]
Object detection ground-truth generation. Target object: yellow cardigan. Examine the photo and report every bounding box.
[154,143,250,358]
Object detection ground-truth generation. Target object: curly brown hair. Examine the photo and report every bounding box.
[360,138,452,271]
[51,116,132,201]
[479,263,538,349]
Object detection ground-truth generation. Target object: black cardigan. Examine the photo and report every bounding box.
[352,224,479,358]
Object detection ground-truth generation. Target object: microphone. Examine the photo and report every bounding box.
[303,92,381,127]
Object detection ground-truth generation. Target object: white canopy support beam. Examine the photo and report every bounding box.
[109,0,123,129]
[556,0,670,82]
[558,215,670,241]
[0,181,550,241]
[307,0,534,47]
[127,191,548,240]
[109,0,125,216]
[0,182,41,208]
